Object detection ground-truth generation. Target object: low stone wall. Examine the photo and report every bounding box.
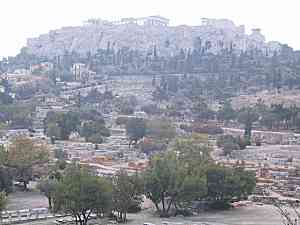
[1,208,57,224]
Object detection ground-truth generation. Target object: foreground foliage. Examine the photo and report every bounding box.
[0,136,49,190]
[144,137,255,216]
[53,164,112,225]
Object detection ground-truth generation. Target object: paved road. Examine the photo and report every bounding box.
[18,204,282,225]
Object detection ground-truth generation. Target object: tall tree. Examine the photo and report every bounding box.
[217,100,236,123]
[1,136,49,190]
[146,119,175,142]
[144,137,210,216]
[112,170,143,222]
[53,164,112,225]
[125,118,146,146]
[238,107,259,140]
[0,191,7,223]
[38,178,57,210]
[206,165,255,209]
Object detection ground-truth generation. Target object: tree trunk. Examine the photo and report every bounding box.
[161,193,165,213]
[154,202,160,212]
[75,215,78,225]
[174,203,179,216]
[166,198,173,213]
[48,197,52,210]
[123,212,127,223]
[83,217,88,225]
[78,216,84,225]
[23,181,27,191]
[75,214,84,225]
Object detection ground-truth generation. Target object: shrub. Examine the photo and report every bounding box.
[86,133,104,144]
[209,200,231,210]
[217,135,236,148]
[223,142,239,155]
[217,135,250,155]
[236,136,248,150]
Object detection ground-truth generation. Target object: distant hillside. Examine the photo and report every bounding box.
[26,16,282,58]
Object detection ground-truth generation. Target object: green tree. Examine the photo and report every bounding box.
[0,92,13,105]
[53,164,112,225]
[80,121,110,143]
[217,100,236,123]
[0,145,13,193]
[0,191,7,222]
[46,123,62,141]
[144,137,210,217]
[38,178,57,210]
[45,111,80,140]
[86,133,104,144]
[146,119,175,141]
[144,152,177,216]
[1,136,49,190]
[206,165,255,209]
[238,107,259,140]
[0,166,13,193]
[217,135,240,156]
[115,96,137,115]
[191,97,215,122]
[0,103,34,129]
[112,170,143,222]
[125,118,146,146]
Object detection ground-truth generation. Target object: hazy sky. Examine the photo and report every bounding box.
[1,0,300,58]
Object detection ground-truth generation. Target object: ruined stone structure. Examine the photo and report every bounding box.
[26,16,282,58]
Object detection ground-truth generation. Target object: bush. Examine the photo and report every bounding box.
[217,135,250,155]
[140,140,167,154]
[217,135,250,152]
[236,136,248,150]
[223,142,239,156]
[209,200,231,210]
[217,135,236,148]
[174,209,193,217]
[86,133,104,144]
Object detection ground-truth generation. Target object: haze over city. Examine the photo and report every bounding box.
[1,0,300,58]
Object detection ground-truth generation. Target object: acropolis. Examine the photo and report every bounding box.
[26,16,281,58]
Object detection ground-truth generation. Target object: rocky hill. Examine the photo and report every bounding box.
[26,16,282,58]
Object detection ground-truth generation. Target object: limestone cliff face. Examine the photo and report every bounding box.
[26,17,282,58]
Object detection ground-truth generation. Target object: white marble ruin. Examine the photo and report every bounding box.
[26,16,282,58]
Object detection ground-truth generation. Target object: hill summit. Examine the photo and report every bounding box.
[26,16,282,58]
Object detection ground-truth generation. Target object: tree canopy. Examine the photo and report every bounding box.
[112,170,143,222]
[144,137,255,216]
[53,164,112,225]
[0,136,49,190]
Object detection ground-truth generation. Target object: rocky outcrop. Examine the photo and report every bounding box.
[26,17,282,58]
